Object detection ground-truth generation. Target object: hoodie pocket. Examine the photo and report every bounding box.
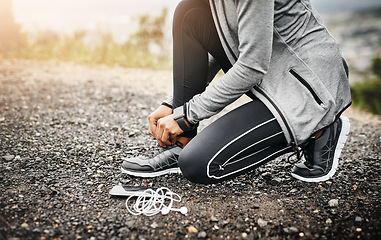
[289,69,327,109]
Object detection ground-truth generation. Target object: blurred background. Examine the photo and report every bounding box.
[1,0,381,114]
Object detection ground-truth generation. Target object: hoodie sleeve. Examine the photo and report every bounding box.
[186,0,274,124]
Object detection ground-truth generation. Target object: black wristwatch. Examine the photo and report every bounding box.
[173,105,196,132]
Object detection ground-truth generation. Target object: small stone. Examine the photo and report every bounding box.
[221,220,229,226]
[261,172,271,178]
[356,228,362,232]
[2,155,15,161]
[328,199,339,207]
[355,216,362,222]
[284,226,299,234]
[210,216,218,222]
[212,225,219,230]
[150,222,159,229]
[242,232,248,239]
[197,231,207,238]
[126,220,135,228]
[188,226,198,233]
[326,218,333,224]
[270,177,282,185]
[21,223,29,228]
[257,218,268,227]
[118,227,128,233]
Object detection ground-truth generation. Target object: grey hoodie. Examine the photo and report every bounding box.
[164,0,351,146]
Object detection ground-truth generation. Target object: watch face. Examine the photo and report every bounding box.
[173,106,184,120]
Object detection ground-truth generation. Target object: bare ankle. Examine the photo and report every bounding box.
[314,130,324,139]
[176,136,192,148]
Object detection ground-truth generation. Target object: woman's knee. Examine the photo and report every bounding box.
[178,145,207,184]
[173,0,207,29]
[174,0,195,22]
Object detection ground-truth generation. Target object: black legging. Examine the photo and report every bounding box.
[172,0,231,138]
[173,0,292,184]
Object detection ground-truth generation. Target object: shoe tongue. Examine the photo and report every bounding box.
[314,128,330,149]
[167,145,182,155]
[147,145,181,158]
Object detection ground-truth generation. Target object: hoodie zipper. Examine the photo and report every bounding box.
[210,1,238,61]
[289,69,327,109]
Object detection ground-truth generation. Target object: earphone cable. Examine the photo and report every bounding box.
[125,187,182,216]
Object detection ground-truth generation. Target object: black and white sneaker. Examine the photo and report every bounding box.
[121,145,182,177]
[291,116,350,182]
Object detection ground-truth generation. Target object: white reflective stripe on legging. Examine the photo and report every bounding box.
[206,118,277,179]
[224,132,283,167]
[208,146,292,180]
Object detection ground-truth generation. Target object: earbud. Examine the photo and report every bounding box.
[161,206,188,215]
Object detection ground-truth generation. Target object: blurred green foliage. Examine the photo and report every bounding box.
[350,57,381,115]
[0,8,170,69]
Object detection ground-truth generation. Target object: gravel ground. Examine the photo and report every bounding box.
[1,59,380,240]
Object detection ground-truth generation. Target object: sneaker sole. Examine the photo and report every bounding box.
[291,116,350,182]
[121,166,182,178]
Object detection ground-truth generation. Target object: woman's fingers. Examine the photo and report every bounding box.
[156,120,166,147]
[157,119,173,147]
[156,115,183,147]
[169,133,177,146]
[161,128,173,147]
[148,118,157,137]
[147,105,173,138]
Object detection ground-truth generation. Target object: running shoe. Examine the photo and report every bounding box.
[291,116,350,182]
[121,145,182,177]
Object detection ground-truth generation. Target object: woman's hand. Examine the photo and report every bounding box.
[156,114,184,147]
[148,105,173,138]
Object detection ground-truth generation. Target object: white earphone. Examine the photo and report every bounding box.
[125,187,188,216]
[161,206,188,215]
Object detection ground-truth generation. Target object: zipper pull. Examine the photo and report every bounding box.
[320,103,327,109]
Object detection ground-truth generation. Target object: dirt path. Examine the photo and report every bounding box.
[1,59,380,240]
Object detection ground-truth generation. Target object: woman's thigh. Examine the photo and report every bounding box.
[172,0,231,108]
[178,99,292,184]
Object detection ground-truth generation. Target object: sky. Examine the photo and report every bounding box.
[10,0,381,41]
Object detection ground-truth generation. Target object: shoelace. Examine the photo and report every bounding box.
[125,187,186,216]
[287,138,315,165]
[149,145,180,170]
[287,146,303,164]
